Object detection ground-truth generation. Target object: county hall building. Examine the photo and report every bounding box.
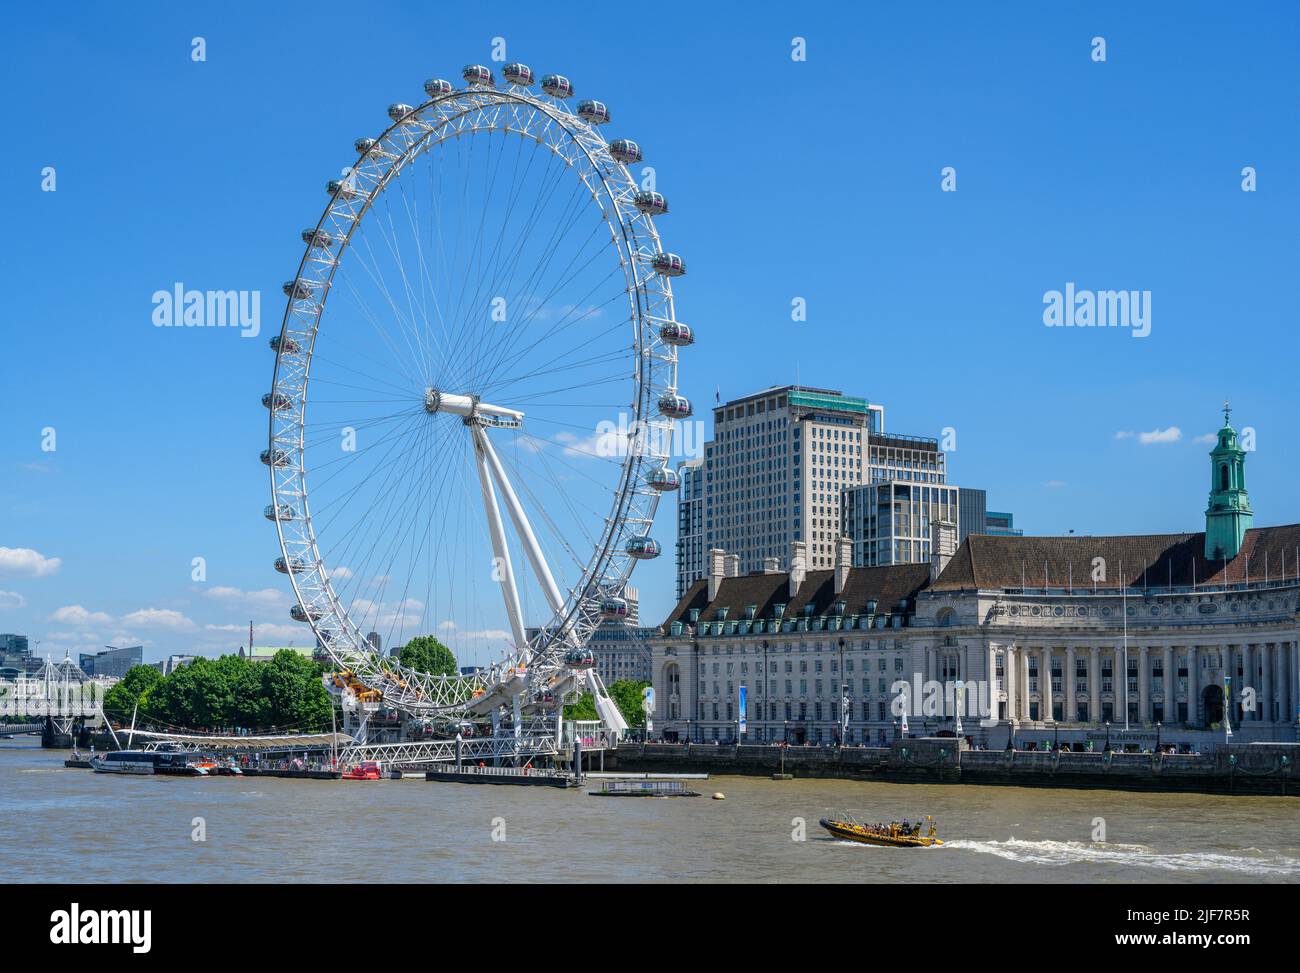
[649,410,1300,749]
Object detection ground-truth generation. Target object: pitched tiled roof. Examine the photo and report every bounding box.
[931,524,1300,591]
[658,563,932,630]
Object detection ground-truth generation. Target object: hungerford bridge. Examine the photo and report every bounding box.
[6,653,621,767]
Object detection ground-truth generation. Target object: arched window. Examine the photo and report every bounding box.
[937,608,954,627]
[1220,464,1229,491]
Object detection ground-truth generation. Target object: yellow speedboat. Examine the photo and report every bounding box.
[819,814,943,848]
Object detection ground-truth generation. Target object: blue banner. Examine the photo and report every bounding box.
[738,685,747,734]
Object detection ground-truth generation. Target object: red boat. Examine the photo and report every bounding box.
[341,761,382,780]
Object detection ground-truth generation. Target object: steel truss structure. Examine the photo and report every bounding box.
[266,62,689,730]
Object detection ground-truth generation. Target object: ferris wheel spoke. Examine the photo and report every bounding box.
[475,256,627,389]
[444,142,591,392]
[467,189,610,388]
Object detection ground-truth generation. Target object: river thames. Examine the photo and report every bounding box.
[4,740,1298,883]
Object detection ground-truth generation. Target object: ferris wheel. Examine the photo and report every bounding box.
[263,60,693,717]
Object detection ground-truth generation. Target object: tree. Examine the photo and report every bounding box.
[563,693,598,721]
[607,680,651,729]
[103,665,163,721]
[259,650,333,730]
[399,635,457,677]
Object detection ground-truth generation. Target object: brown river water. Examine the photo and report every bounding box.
[4,739,1298,883]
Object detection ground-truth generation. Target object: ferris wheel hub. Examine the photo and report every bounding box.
[424,388,525,427]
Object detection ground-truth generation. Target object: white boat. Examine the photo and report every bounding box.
[90,751,158,775]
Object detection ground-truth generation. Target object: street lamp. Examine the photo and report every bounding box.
[1103,720,1111,752]
[1156,721,1162,753]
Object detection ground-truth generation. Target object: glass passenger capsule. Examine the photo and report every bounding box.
[462,64,494,87]
[274,555,309,575]
[423,78,453,98]
[301,228,336,248]
[658,321,694,346]
[290,603,324,623]
[577,100,611,124]
[540,74,574,98]
[387,103,414,121]
[633,190,668,216]
[260,448,289,467]
[564,648,595,670]
[646,466,680,491]
[599,596,629,621]
[326,179,359,200]
[658,392,693,419]
[354,137,377,154]
[262,392,291,411]
[625,535,662,560]
[651,252,686,277]
[264,503,294,522]
[502,63,534,86]
[608,139,642,164]
[282,279,316,300]
[269,335,302,355]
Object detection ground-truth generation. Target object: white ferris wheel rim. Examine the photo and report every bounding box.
[265,71,685,713]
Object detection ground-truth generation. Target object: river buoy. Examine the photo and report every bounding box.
[711,792,725,800]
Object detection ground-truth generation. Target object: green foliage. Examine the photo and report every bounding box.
[399,635,457,677]
[106,651,333,732]
[562,681,650,727]
[607,679,651,729]
[563,693,598,721]
[102,664,163,719]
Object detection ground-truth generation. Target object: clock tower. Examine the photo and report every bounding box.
[1204,402,1253,561]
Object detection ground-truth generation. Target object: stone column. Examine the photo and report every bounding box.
[1261,643,1273,723]
[1139,646,1151,724]
[1089,647,1101,724]
[1276,642,1289,726]
[1224,644,1236,723]
[1039,648,1053,722]
[1003,645,1013,723]
[987,643,999,721]
[1170,645,1180,723]
[1065,647,1077,722]
[1186,646,1199,726]
[1292,641,1300,726]
[1243,644,1256,721]
[1018,646,1030,723]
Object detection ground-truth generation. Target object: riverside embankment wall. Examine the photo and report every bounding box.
[602,740,1300,796]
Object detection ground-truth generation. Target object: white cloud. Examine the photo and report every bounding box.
[1193,433,1216,445]
[0,590,26,609]
[1044,480,1067,489]
[120,608,196,631]
[50,604,113,625]
[0,546,61,577]
[1114,431,1134,440]
[1137,426,1182,445]
[555,427,621,459]
[203,586,286,609]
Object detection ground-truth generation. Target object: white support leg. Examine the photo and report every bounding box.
[476,426,568,620]
[473,429,528,652]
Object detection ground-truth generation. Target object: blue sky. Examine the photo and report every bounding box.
[2,1,1297,665]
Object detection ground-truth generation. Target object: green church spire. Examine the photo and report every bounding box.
[1204,401,1253,561]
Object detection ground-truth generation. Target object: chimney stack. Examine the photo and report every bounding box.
[789,541,807,598]
[762,556,781,574]
[930,519,958,584]
[835,536,853,595]
[724,554,740,579]
[708,548,727,602]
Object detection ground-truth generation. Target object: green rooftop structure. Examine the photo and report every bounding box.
[1204,402,1253,561]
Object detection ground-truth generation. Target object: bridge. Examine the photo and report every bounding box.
[0,723,42,736]
[118,719,615,768]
